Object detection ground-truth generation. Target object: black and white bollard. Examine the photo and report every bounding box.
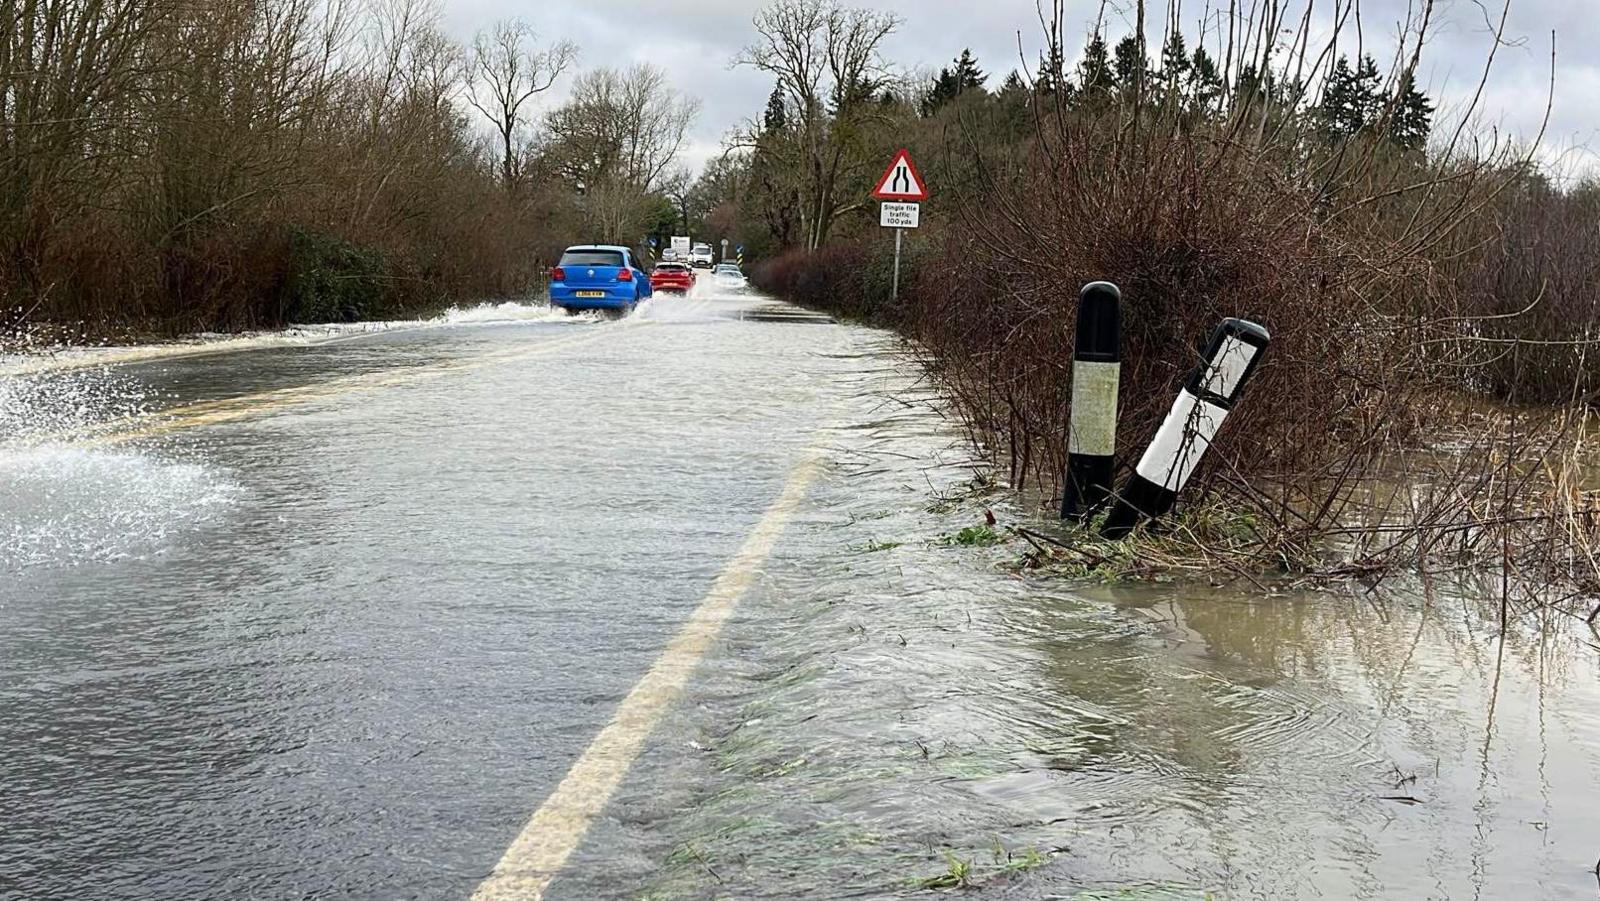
[1061,281,1122,521]
[1101,318,1270,539]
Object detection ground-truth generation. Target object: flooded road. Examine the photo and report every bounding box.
[4,292,1600,899]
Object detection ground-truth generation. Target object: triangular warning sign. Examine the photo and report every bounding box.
[872,149,928,201]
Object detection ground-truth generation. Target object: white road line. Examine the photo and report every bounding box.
[472,448,824,901]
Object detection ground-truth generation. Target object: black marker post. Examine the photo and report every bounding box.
[1101,318,1270,539]
[1061,282,1122,521]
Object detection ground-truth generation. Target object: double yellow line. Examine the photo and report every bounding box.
[69,320,650,448]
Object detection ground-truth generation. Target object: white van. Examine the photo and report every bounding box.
[688,242,714,268]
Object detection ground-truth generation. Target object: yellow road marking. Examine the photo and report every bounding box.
[70,320,650,447]
[472,449,824,901]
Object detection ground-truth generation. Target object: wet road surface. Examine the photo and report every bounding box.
[4,293,1600,899]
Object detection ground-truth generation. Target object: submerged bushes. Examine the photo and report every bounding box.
[753,241,919,324]
[1452,181,1600,404]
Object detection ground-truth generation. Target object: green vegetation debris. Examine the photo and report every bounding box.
[940,525,1000,547]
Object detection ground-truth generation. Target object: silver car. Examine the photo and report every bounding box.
[711,263,747,291]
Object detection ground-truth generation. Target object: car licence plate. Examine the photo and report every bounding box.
[575,290,604,298]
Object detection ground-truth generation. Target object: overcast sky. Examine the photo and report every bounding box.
[439,0,1598,181]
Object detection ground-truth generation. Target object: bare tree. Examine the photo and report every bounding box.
[540,64,699,241]
[736,0,898,250]
[467,20,575,189]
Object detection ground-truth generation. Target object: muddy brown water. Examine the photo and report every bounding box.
[3,292,1598,899]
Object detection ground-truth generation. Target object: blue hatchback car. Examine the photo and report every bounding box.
[549,245,653,312]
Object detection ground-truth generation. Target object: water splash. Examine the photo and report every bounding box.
[0,299,582,378]
[438,300,581,324]
[0,366,153,444]
[1,365,238,570]
[0,445,239,571]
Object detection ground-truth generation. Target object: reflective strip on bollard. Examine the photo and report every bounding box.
[1062,281,1122,521]
[1101,317,1270,539]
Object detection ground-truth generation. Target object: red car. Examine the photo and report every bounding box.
[650,262,696,294]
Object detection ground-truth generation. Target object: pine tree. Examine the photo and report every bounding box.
[1390,70,1434,152]
[1112,35,1150,100]
[1318,55,1361,138]
[1189,46,1223,113]
[1235,62,1267,106]
[1077,32,1113,101]
[994,68,1032,132]
[831,73,878,113]
[1158,32,1190,100]
[1036,36,1068,96]
[921,66,959,116]
[953,48,986,91]
[1354,55,1384,126]
[1319,54,1388,140]
[922,49,988,116]
[762,82,787,133]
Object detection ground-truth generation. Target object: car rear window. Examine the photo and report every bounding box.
[655,263,686,271]
[559,250,625,267]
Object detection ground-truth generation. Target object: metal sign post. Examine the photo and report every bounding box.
[893,229,902,299]
[872,150,928,303]
[878,202,919,299]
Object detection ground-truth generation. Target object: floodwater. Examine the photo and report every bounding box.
[3,291,1599,899]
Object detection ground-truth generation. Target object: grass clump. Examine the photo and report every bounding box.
[917,843,1055,890]
[940,525,1000,548]
[919,851,974,889]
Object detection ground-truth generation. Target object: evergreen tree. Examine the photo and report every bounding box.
[1317,55,1362,138]
[994,68,1032,133]
[1036,35,1068,96]
[1319,54,1386,140]
[922,49,988,117]
[762,82,787,133]
[921,66,959,116]
[1235,62,1266,105]
[1189,46,1224,112]
[1112,35,1150,99]
[831,72,878,113]
[1390,70,1434,152]
[1158,32,1190,99]
[1354,54,1384,126]
[953,48,987,91]
[1076,32,1113,102]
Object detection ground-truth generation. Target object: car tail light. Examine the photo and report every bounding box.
[617,268,633,282]
[551,266,565,281]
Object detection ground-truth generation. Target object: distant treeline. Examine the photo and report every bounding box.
[0,0,699,334]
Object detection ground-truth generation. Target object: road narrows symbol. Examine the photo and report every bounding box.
[871,149,927,201]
